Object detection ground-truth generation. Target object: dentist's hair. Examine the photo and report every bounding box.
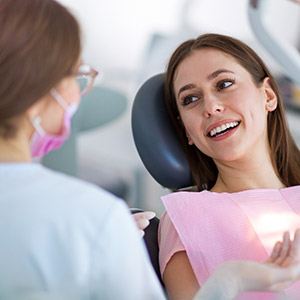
[0,0,81,138]
[164,33,300,190]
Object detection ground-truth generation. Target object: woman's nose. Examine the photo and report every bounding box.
[202,95,225,118]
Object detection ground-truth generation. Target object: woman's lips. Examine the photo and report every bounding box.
[208,121,240,141]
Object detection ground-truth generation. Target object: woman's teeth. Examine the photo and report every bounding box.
[209,121,239,137]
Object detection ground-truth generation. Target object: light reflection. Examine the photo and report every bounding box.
[254,212,300,255]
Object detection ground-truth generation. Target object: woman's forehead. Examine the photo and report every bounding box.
[176,49,237,75]
[173,49,246,88]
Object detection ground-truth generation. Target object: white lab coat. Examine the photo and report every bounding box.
[0,163,165,300]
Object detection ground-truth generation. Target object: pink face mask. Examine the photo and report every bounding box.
[30,89,79,158]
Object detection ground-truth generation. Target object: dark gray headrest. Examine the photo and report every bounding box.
[131,73,192,190]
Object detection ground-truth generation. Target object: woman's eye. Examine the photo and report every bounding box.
[182,95,199,106]
[217,80,234,90]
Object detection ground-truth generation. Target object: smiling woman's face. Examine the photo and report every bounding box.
[173,47,276,163]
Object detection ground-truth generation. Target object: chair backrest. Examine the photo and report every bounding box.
[131,73,192,190]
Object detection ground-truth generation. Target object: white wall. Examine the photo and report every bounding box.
[58,0,182,72]
[59,0,300,75]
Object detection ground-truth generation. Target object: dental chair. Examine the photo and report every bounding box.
[131,73,193,287]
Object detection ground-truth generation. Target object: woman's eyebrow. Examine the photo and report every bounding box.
[177,83,196,98]
[177,69,234,98]
[207,69,234,80]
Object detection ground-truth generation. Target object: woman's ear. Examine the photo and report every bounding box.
[25,95,49,120]
[26,103,40,121]
[262,77,277,112]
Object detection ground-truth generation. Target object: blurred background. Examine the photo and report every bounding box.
[43,0,300,215]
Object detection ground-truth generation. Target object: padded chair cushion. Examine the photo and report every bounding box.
[131,73,192,190]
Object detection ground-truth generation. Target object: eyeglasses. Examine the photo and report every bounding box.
[76,63,99,96]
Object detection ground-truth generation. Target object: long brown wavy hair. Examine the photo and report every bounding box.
[165,33,300,190]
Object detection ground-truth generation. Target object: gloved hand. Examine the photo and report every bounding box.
[132,211,156,237]
[195,229,300,300]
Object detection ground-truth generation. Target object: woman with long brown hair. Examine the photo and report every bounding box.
[159,33,300,299]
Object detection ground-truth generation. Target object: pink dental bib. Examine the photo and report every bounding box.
[160,186,300,299]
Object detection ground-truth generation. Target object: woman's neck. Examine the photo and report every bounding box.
[211,154,285,193]
[0,133,31,163]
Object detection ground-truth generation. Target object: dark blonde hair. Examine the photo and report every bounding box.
[165,33,300,190]
[0,0,81,138]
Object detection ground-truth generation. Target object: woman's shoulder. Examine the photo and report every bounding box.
[40,164,124,210]
[0,162,124,215]
[39,164,117,194]
[0,163,133,250]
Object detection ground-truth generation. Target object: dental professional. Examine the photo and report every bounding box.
[0,0,164,299]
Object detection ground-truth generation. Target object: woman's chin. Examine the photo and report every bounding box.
[212,151,245,164]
